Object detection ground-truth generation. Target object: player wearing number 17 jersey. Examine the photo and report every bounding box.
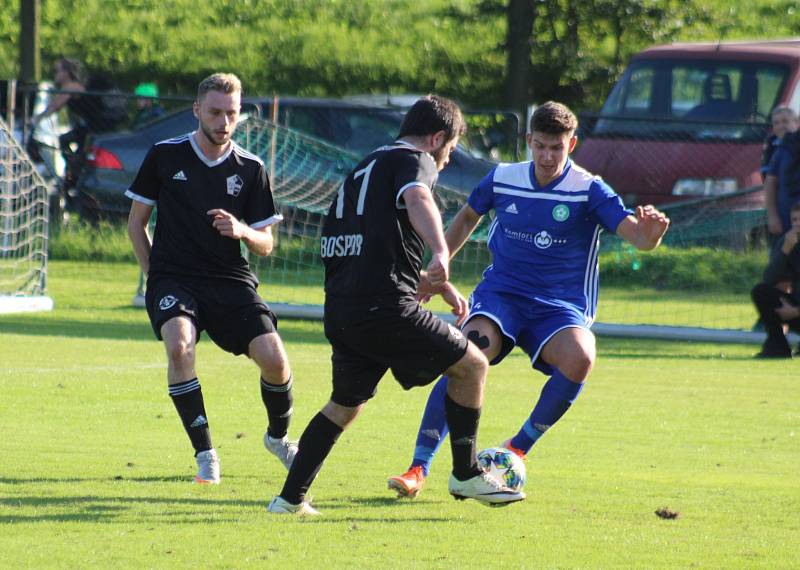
[388,101,671,499]
[267,96,525,516]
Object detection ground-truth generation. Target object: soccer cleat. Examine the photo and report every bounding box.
[264,432,299,470]
[387,465,426,498]
[448,471,526,507]
[267,496,321,516]
[500,439,528,460]
[194,448,220,484]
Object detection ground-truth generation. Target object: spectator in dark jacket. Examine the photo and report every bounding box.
[752,202,800,358]
[761,106,797,182]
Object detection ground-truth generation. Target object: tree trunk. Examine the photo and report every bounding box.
[505,0,536,126]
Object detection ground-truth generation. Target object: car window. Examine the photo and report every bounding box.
[596,58,788,141]
[282,105,401,155]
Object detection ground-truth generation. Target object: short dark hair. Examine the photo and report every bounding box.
[791,201,800,214]
[530,101,578,135]
[197,73,242,102]
[398,95,466,142]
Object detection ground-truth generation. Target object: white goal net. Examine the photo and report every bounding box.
[0,116,53,313]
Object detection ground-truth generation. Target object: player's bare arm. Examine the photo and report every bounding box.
[616,204,670,251]
[127,200,154,275]
[445,204,483,260]
[403,185,450,286]
[207,208,274,256]
[764,175,783,235]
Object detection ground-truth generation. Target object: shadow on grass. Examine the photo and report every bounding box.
[0,315,330,345]
[0,483,457,524]
[0,493,267,524]
[0,317,152,342]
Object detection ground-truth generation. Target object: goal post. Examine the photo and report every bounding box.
[0,116,53,314]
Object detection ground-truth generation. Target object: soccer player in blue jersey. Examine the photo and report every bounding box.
[388,101,670,498]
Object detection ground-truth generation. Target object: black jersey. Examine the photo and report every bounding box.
[321,141,439,299]
[126,133,281,286]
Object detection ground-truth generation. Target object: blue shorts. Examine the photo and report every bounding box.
[466,284,591,375]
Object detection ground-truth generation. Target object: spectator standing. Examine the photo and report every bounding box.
[760,106,797,182]
[764,107,800,237]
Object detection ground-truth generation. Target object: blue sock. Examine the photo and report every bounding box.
[410,376,450,476]
[510,369,584,454]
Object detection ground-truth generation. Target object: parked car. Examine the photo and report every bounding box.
[76,97,495,218]
[573,39,800,207]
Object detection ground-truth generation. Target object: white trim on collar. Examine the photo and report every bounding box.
[189,131,234,167]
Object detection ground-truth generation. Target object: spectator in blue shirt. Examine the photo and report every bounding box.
[760,106,797,183]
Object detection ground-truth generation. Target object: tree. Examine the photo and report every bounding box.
[504,0,536,120]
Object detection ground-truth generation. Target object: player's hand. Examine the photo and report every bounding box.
[440,282,468,326]
[208,209,245,239]
[427,252,450,287]
[636,205,670,247]
[426,252,449,287]
[415,292,434,304]
[775,297,800,321]
[782,229,799,254]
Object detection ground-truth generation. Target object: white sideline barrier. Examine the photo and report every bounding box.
[132,296,797,345]
[0,295,54,314]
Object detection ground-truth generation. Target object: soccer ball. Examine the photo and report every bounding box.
[477,447,526,491]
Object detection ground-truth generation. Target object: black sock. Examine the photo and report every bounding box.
[444,393,481,480]
[169,378,212,455]
[279,412,342,504]
[261,376,294,439]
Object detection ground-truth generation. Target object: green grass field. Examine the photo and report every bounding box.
[1,261,797,568]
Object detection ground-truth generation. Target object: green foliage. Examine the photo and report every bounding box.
[1,0,797,112]
[600,245,765,294]
[48,219,135,263]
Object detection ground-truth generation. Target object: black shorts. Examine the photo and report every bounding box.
[324,297,469,407]
[145,275,277,356]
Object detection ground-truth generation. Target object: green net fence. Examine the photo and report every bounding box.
[235,117,768,339]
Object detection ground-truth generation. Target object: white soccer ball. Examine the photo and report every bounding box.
[477,447,526,492]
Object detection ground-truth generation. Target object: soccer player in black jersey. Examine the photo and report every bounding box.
[268,96,525,515]
[126,73,298,484]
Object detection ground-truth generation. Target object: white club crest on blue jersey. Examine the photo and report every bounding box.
[226,174,244,197]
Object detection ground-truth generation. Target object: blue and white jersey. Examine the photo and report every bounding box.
[468,159,630,321]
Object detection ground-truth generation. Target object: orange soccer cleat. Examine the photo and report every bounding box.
[387,465,426,498]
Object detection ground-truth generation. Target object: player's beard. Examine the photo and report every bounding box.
[430,144,448,171]
[199,120,232,147]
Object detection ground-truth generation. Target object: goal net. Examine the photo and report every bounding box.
[222,117,776,343]
[0,117,53,313]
